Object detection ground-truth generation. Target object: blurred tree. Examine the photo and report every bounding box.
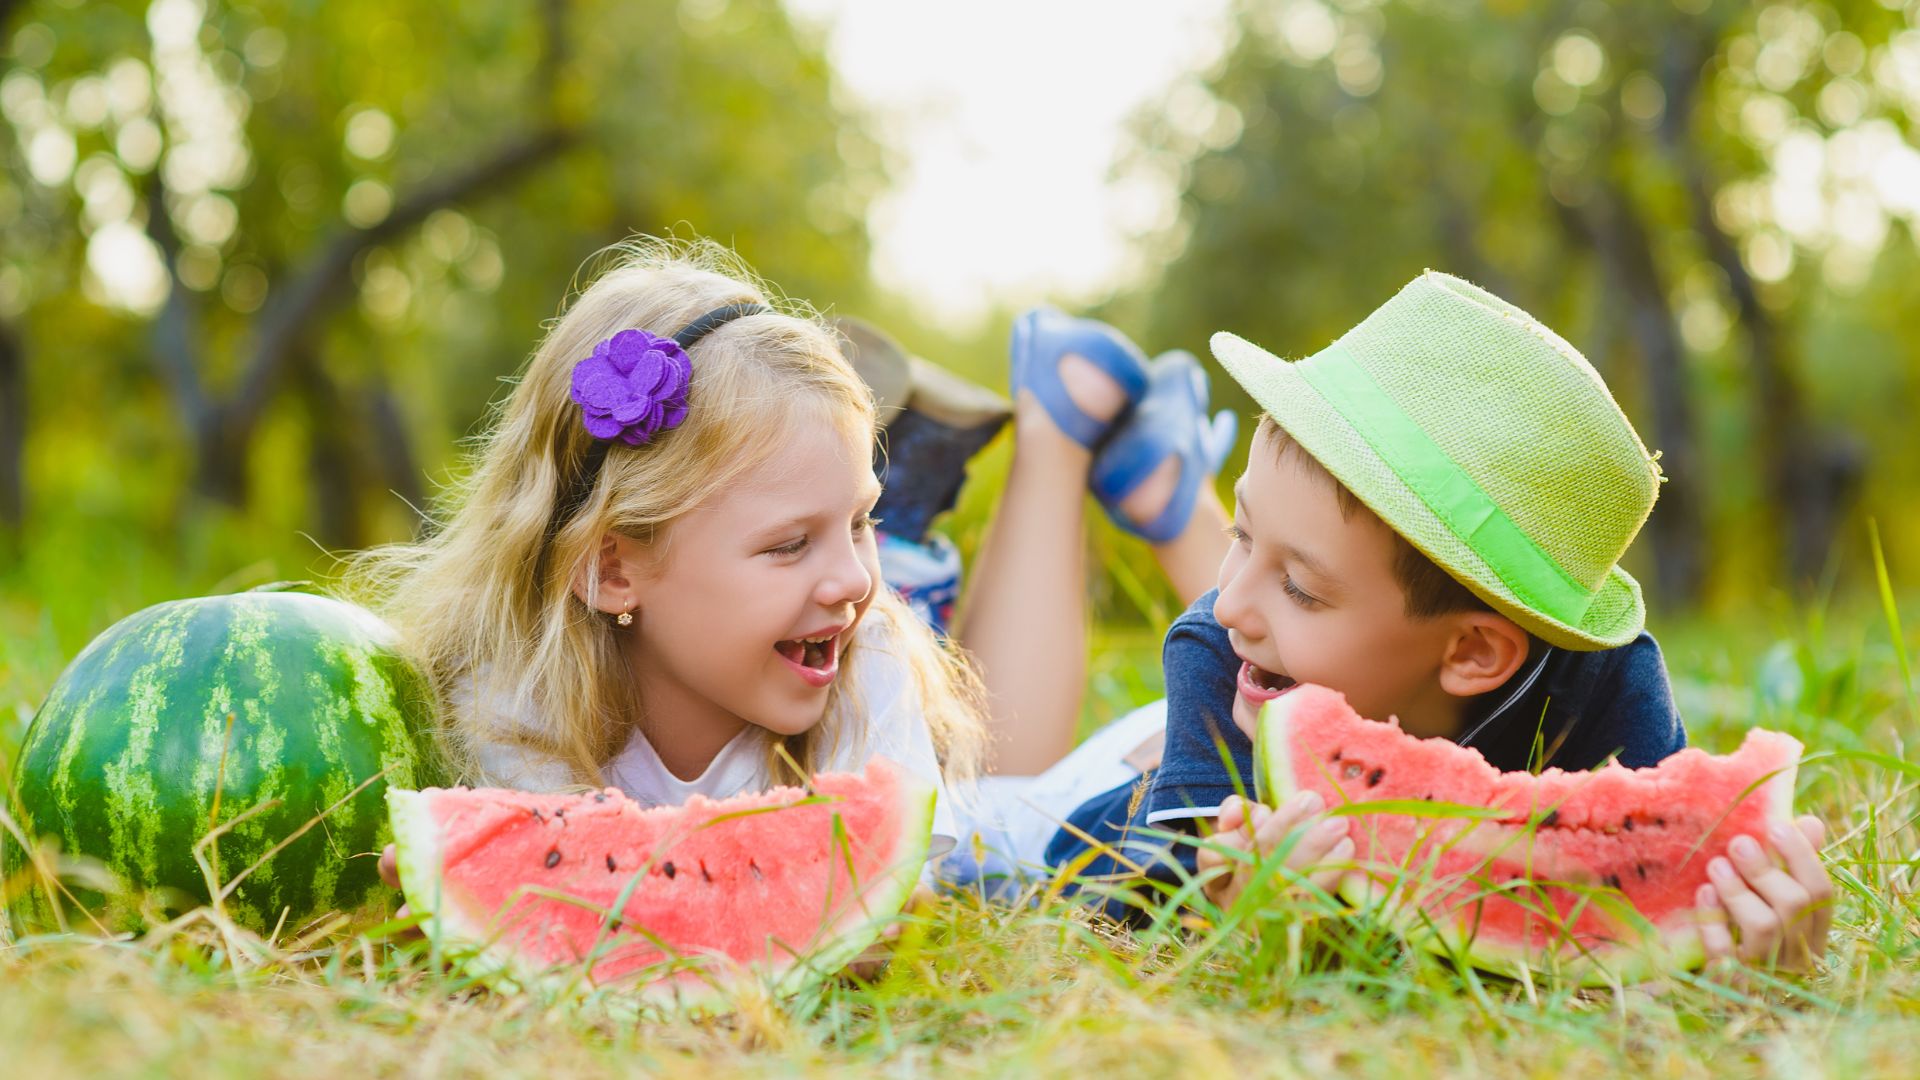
[2,0,879,552]
[1125,0,1920,606]
[0,0,29,554]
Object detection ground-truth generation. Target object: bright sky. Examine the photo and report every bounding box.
[790,0,1232,330]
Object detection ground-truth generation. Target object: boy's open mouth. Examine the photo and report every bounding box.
[1237,661,1297,703]
[775,630,842,688]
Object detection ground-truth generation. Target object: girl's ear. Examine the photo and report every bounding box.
[570,531,648,616]
[1435,613,1532,699]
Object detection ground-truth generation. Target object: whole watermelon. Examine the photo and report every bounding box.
[6,584,447,933]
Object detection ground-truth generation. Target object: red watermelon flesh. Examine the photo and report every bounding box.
[1256,685,1801,983]
[387,757,932,1006]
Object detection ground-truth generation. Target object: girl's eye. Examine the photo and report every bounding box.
[1283,576,1321,609]
[854,514,881,536]
[1225,524,1250,545]
[767,537,809,557]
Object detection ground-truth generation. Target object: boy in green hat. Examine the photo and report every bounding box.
[1045,271,1832,972]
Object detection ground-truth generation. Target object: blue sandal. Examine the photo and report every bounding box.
[1090,351,1238,543]
[1009,307,1151,450]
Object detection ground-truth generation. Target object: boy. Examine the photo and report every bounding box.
[1047,271,1832,972]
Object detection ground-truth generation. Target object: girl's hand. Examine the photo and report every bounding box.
[378,842,400,890]
[1197,792,1353,910]
[1695,815,1833,974]
[843,885,936,981]
[373,842,427,941]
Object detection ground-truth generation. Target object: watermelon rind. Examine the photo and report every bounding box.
[1255,691,1800,987]
[387,762,935,1012]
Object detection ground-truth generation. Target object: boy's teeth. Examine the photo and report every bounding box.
[1250,665,1292,692]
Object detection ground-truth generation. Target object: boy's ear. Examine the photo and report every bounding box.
[1435,613,1532,699]
[570,531,648,615]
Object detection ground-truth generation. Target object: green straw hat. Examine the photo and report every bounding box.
[1211,271,1662,650]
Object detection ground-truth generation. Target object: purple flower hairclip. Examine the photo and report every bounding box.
[569,328,692,446]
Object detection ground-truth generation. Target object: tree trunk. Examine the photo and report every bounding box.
[293,350,363,550]
[1657,34,1861,586]
[1,0,28,548]
[0,320,24,549]
[361,372,424,529]
[1553,184,1707,604]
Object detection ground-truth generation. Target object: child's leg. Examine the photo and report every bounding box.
[1113,467,1232,606]
[955,356,1126,775]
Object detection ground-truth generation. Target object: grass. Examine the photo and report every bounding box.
[2,532,1918,1077]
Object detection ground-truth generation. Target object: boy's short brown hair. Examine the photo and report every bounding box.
[1256,414,1492,619]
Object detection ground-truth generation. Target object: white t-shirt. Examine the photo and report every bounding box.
[463,616,959,858]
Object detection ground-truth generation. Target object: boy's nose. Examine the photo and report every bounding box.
[1213,567,1261,640]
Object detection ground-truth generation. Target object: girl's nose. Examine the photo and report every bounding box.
[815,536,875,610]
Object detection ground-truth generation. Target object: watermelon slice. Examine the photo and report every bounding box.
[1255,685,1802,984]
[387,757,933,1007]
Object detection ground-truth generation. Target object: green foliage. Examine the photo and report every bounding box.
[1,0,880,569]
[1120,0,1920,606]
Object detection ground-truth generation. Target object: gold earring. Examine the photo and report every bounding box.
[616,608,634,627]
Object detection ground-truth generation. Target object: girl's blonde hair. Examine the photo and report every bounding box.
[348,237,987,789]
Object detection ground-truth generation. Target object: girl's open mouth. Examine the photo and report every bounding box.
[1237,661,1297,704]
[775,631,841,688]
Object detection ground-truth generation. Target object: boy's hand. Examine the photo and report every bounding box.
[1695,815,1833,974]
[1197,792,1353,910]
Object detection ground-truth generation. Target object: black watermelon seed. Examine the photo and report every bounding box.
[700,860,713,883]
[1365,768,1384,788]
[1422,792,1434,801]
[749,859,764,881]
[606,854,617,872]
[1635,864,1647,880]
[1603,873,1623,890]
[553,807,565,817]
[1622,817,1634,831]
[545,848,561,869]
[1654,816,1666,827]
[529,808,544,821]
[663,861,677,879]
[1331,749,1342,762]
[1540,810,1560,828]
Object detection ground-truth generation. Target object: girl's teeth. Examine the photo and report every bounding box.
[778,634,838,671]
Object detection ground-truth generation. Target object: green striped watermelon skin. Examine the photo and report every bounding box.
[6,587,448,933]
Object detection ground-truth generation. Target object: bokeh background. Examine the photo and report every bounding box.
[3,0,1918,721]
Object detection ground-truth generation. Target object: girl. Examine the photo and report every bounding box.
[352,239,987,856]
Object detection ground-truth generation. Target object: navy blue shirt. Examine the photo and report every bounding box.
[1045,590,1688,910]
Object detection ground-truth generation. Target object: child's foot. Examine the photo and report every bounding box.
[838,317,1010,542]
[1014,353,1129,459]
[1009,308,1150,453]
[1091,351,1238,543]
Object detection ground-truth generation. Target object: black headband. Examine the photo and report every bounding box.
[547,302,768,546]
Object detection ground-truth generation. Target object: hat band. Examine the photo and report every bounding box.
[1297,343,1595,627]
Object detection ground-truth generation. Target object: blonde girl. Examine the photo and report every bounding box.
[352,238,985,850]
